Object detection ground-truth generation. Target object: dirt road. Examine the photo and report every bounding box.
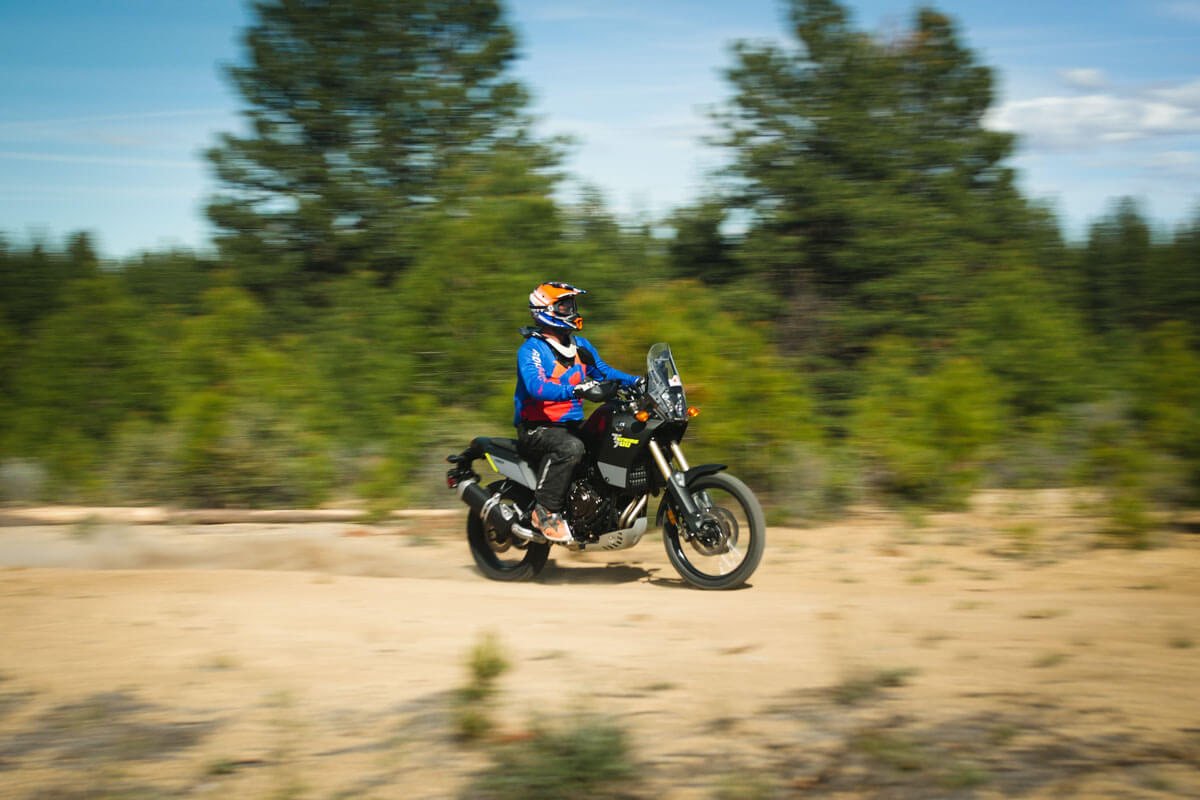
[2,490,1198,798]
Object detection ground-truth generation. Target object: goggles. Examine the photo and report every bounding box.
[552,296,578,317]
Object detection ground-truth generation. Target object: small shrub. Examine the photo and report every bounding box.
[200,654,239,671]
[205,758,239,775]
[469,632,510,686]
[454,632,510,742]
[874,668,916,688]
[1078,409,1158,549]
[831,668,917,706]
[900,504,927,530]
[1032,652,1068,668]
[69,514,103,540]
[456,706,494,742]
[1020,608,1068,620]
[938,760,990,789]
[999,523,1040,558]
[264,689,306,800]
[989,724,1018,745]
[1141,769,1175,792]
[466,714,636,799]
[713,771,777,799]
[852,731,927,772]
[638,681,677,693]
[1103,486,1154,549]
[769,443,862,523]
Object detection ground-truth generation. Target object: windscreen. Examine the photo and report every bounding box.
[646,343,687,421]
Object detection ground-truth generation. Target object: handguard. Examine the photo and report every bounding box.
[573,379,620,402]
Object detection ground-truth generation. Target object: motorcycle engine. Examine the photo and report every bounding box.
[566,479,613,540]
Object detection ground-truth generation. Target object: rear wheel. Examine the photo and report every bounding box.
[466,480,550,581]
[663,472,765,590]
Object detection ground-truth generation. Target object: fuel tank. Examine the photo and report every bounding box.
[580,404,660,490]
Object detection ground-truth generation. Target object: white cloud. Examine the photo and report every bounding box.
[518,2,677,26]
[1161,1,1200,23]
[1143,149,1198,165]
[0,182,203,198]
[987,78,1200,152]
[0,151,197,168]
[0,109,228,130]
[1061,68,1107,91]
[1148,78,1200,109]
[1138,150,1200,179]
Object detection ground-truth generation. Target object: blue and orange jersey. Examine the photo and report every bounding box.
[513,333,639,426]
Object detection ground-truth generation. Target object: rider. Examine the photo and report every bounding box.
[515,282,640,544]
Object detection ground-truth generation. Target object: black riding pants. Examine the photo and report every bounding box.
[518,424,585,513]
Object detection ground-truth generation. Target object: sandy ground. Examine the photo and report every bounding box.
[1,490,1199,799]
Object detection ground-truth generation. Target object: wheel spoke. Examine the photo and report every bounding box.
[717,544,744,574]
[664,474,763,587]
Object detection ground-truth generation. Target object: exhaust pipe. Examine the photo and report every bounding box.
[618,493,648,529]
[457,479,541,542]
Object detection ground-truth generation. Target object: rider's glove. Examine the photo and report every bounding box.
[574,380,617,402]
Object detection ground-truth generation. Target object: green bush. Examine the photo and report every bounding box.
[161,391,335,508]
[1077,406,1155,548]
[851,339,1003,508]
[767,442,863,524]
[1132,322,1200,504]
[601,281,821,501]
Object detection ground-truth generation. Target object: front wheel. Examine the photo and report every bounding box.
[663,472,765,590]
[466,480,550,582]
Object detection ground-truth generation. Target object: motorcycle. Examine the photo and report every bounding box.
[446,343,765,590]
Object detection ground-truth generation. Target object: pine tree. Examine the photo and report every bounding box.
[665,198,738,286]
[1159,207,1200,332]
[206,0,553,306]
[0,232,100,333]
[715,0,1023,359]
[1077,197,1154,335]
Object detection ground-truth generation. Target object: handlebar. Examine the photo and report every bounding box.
[612,377,649,413]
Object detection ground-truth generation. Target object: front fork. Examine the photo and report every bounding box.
[649,439,709,534]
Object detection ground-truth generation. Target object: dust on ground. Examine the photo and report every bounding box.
[1,489,1198,799]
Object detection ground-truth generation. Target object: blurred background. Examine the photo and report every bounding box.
[1,0,1198,544]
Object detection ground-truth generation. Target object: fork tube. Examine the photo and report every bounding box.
[649,439,703,532]
[669,442,690,472]
[648,439,673,481]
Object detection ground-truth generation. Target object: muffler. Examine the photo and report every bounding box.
[457,478,541,542]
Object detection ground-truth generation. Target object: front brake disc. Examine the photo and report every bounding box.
[688,508,739,556]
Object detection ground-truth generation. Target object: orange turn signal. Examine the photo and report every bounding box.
[687,407,700,418]
[635,410,650,422]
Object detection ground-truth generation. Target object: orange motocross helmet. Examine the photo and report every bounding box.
[529,282,585,330]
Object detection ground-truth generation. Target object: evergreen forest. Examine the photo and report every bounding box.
[3,0,1198,545]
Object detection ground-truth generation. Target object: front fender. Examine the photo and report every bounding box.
[655,463,727,526]
[684,463,727,483]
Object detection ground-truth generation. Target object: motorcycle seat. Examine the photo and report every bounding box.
[474,436,521,459]
[471,436,537,489]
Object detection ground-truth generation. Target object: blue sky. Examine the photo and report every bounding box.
[1,0,1199,258]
